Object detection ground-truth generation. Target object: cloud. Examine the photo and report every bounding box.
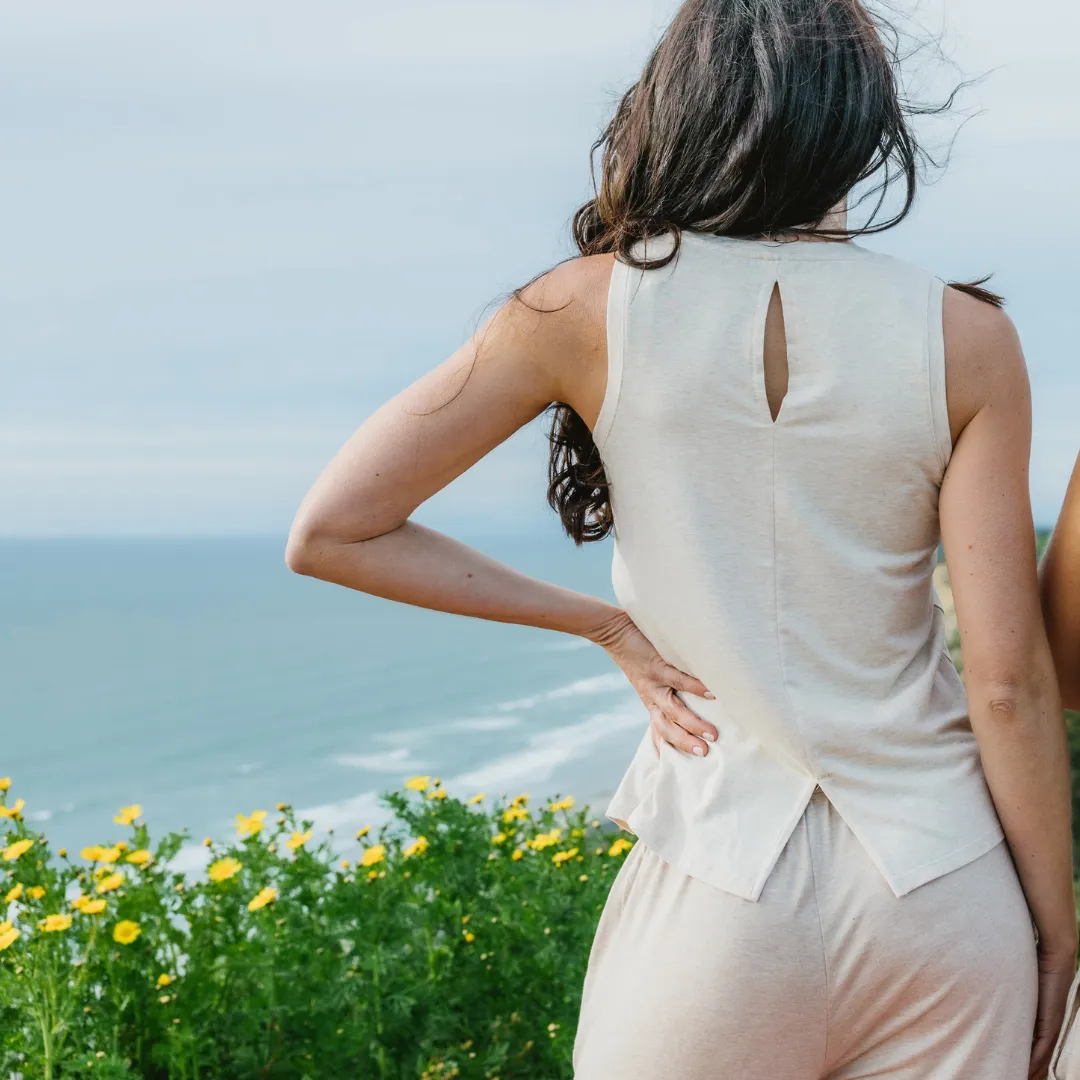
[1,0,1077,534]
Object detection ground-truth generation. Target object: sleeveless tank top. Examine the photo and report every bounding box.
[599,232,1004,902]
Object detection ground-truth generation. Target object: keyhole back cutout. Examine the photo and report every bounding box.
[763,283,788,424]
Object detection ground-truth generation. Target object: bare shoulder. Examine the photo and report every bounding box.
[520,252,616,308]
[482,253,615,425]
[942,284,1029,441]
[508,253,614,348]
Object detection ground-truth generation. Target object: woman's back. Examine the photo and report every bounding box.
[599,234,1002,900]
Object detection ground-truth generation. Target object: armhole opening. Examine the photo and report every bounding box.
[593,258,629,451]
[927,276,952,477]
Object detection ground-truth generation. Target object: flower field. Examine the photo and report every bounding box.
[0,777,631,1079]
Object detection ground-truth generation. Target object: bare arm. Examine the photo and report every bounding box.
[286,258,616,634]
[1041,454,1080,711]
[286,255,718,755]
[940,289,1074,1075]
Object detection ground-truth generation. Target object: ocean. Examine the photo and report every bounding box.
[0,537,646,869]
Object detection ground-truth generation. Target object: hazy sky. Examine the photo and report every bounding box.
[3,0,1078,536]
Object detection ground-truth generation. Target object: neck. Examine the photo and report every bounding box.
[818,197,849,232]
[772,198,851,243]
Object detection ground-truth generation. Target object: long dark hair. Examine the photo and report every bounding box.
[545,0,1000,544]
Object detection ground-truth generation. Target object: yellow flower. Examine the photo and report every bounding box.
[427,788,448,801]
[579,874,589,882]
[511,849,524,861]
[367,869,378,881]
[527,829,562,851]
[71,893,88,911]
[2,839,32,862]
[125,849,153,867]
[96,872,124,894]
[0,778,10,791]
[285,830,311,852]
[608,837,634,857]
[81,845,121,864]
[92,864,116,881]
[403,836,429,859]
[157,973,172,988]
[248,886,278,912]
[502,806,529,824]
[355,825,371,839]
[113,920,141,945]
[4,883,23,903]
[491,833,507,845]
[58,849,67,857]
[80,899,107,915]
[26,886,45,900]
[113,804,142,826]
[463,931,476,943]
[359,844,385,868]
[276,802,287,811]
[39,913,72,933]
[202,837,213,847]
[234,810,267,838]
[208,857,243,883]
[466,793,486,805]
[0,798,25,819]
[552,847,580,866]
[0,923,20,951]
[404,776,431,792]
[549,796,575,812]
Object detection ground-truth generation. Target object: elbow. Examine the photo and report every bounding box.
[285,517,327,578]
[285,500,396,581]
[966,667,1059,727]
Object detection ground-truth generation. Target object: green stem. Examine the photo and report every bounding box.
[425,925,437,983]
[372,944,387,1079]
[38,1008,53,1080]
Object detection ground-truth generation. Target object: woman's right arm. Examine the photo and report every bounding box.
[1041,454,1080,711]
[939,288,1075,1077]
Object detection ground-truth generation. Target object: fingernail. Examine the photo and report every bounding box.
[704,691,716,700]
[702,730,716,742]
[692,746,704,757]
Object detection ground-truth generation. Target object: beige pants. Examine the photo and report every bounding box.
[574,789,1038,1079]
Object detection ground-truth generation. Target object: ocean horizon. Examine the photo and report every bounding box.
[1,535,645,870]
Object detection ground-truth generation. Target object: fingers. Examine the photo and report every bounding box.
[653,683,718,747]
[660,663,715,702]
[649,707,711,758]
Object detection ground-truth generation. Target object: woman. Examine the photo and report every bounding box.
[287,0,1075,1075]
[1042,456,1080,712]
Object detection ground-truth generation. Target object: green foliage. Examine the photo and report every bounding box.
[1037,528,1052,562]
[1066,711,1080,876]
[0,779,628,1079]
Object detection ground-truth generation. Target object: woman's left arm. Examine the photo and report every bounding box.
[1041,453,1080,711]
[285,255,719,756]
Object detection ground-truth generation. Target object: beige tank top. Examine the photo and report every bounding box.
[600,232,1003,902]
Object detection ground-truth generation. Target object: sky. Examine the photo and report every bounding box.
[2,0,1078,536]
